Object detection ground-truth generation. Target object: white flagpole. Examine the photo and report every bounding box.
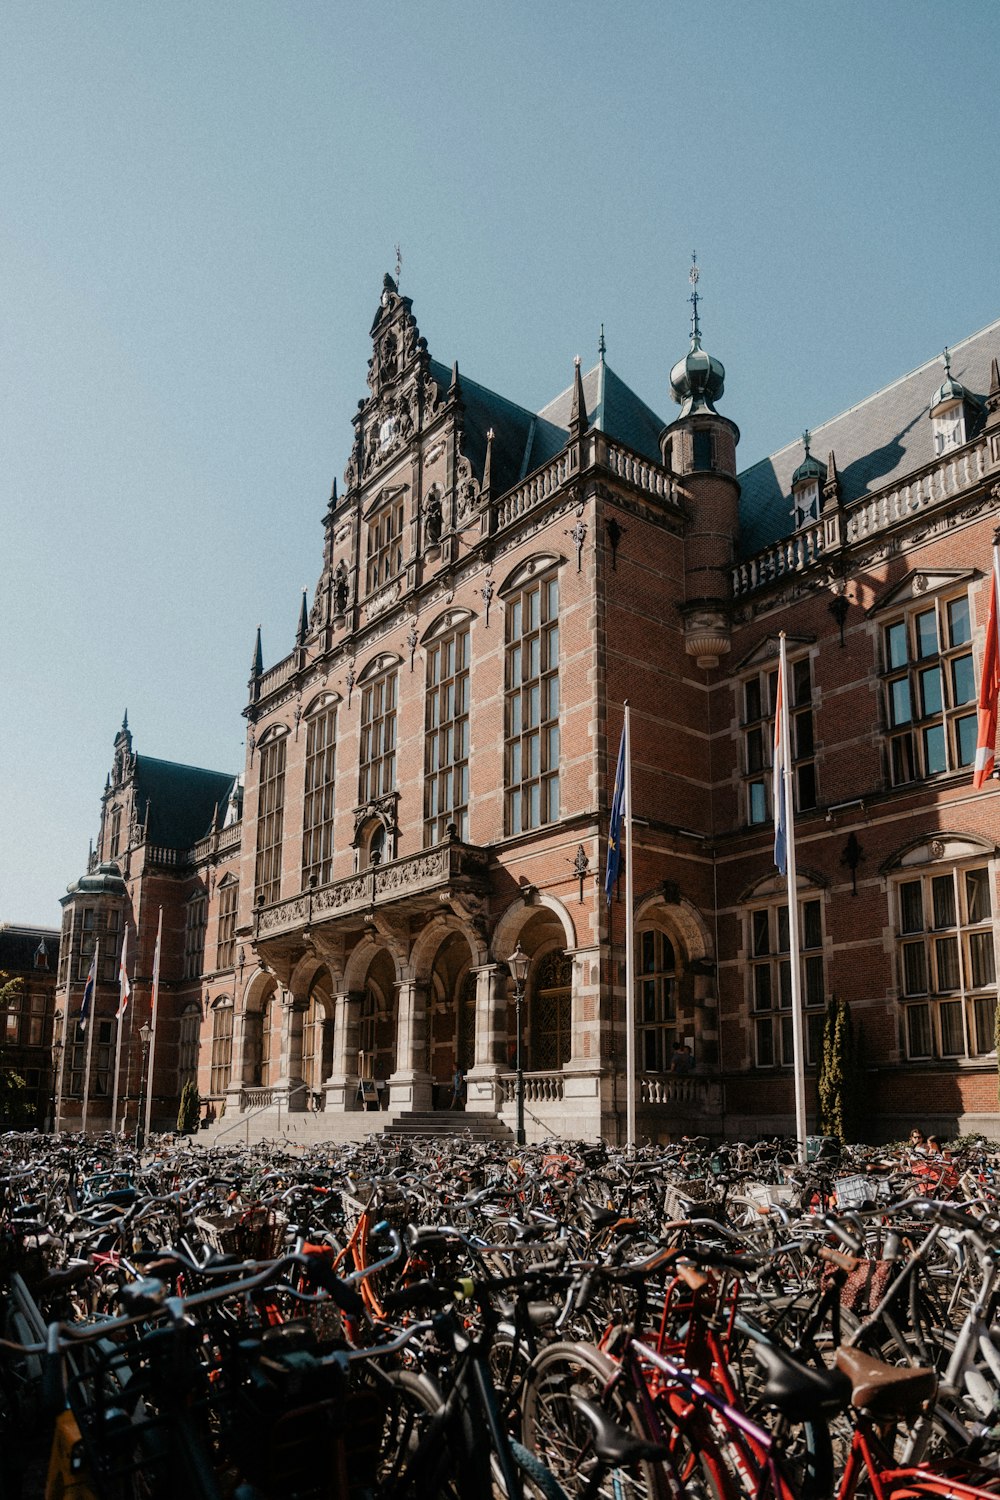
[110,925,128,1134]
[144,908,162,1146]
[624,702,636,1152]
[778,635,808,1164]
[81,939,99,1136]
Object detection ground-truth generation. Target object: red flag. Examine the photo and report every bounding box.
[973,552,1000,789]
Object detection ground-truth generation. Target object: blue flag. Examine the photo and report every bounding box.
[79,952,97,1033]
[605,726,626,905]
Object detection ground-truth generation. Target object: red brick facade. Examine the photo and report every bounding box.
[52,279,1000,1143]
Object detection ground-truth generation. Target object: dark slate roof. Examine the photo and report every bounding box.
[537,360,666,466]
[0,925,59,972]
[133,757,237,850]
[427,356,669,490]
[738,317,1000,557]
[428,359,546,496]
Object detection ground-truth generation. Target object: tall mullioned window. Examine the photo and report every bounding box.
[365,499,405,595]
[302,705,337,886]
[636,930,678,1073]
[896,864,997,1060]
[254,736,287,906]
[743,655,816,826]
[359,672,397,805]
[210,999,233,1096]
[216,878,239,971]
[750,896,826,1067]
[504,573,559,834]
[424,628,470,844]
[184,895,207,980]
[883,592,976,786]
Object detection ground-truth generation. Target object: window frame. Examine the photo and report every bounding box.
[424,626,471,845]
[504,571,560,835]
[881,589,975,788]
[894,861,997,1062]
[359,670,398,805]
[254,733,287,906]
[742,653,817,827]
[302,704,338,887]
[749,894,827,1069]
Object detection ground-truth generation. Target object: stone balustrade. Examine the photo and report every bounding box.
[733,438,993,598]
[638,1073,712,1108]
[498,1071,565,1104]
[255,839,490,939]
[239,1086,276,1111]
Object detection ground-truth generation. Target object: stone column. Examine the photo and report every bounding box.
[274,990,306,1112]
[225,1005,254,1114]
[387,980,433,1112]
[325,987,361,1111]
[560,945,603,1139]
[466,963,506,1113]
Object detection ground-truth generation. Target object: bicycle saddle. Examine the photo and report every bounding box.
[571,1395,670,1466]
[835,1346,937,1417]
[754,1342,852,1422]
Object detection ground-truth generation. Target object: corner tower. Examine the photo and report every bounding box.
[660,258,740,668]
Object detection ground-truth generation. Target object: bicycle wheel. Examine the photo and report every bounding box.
[374,1367,480,1500]
[520,1341,672,1500]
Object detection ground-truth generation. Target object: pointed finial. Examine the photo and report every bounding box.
[251,625,263,679]
[297,588,309,646]
[483,428,494,494]
[448,359,462,400]
[990,357,1000,397]
[569,357,589,440]
[598,324,606,360]
[329,476,338,507]
[122,708,129,732]
[394,243,402,287]
[802,428,811,456]
[943,346,952,375]
[689,251,701,346]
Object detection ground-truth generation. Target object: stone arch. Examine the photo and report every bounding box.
[239,966,279,1089]
[492,893,577,962]
[410,912,488,983]
[632,894,718,1068]
[421,926,479,1087]
[343,936,404,993]
[880,830,997,876]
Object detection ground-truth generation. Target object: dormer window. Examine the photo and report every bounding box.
[790,430,825,531]
[793,480,819,529]
[933,401,965,456]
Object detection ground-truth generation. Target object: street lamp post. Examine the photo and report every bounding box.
[50,1026,62,1135]
[136,1023,152,1149]
[508,943,530,1148]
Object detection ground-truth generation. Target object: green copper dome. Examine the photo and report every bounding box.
[669,334,726,415]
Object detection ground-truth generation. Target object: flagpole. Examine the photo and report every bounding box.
[110,925,129,1134]
[81,939,99,1136]
[778,635,808,1164]
[144,908,162,1146]
[55,903,78,1132]
[624,702,636,1153]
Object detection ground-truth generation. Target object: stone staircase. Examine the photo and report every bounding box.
[195,1108,511,1151]
[381,1111,514,1143]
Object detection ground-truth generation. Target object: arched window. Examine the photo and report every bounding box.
[254,730,288,906]
[210,999,233,1096]
[302,702,337,887]
[177,1003,201,1089]
[532,952,571,1071]
[636,930,678,1073]
[257,994,275,1086]
[302,981,333,1090]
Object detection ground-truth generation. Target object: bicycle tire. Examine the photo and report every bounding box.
[520,1341,672,1500]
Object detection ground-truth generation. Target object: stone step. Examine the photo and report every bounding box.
[195,1109,512,1150]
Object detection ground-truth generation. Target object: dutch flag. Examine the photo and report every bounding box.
[79,952,97,1033]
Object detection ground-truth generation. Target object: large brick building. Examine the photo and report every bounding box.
[52,274,1000,1142]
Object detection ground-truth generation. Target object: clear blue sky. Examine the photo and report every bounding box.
[3,1,999,927]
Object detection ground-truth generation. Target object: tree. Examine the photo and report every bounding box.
[177,1078,201,1134]
[817,996,863,1143]
[0,972,33,1128]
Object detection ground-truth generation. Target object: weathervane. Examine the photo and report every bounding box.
[689,251,701,343]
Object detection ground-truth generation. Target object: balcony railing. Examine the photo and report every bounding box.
[638,1073,713,1109]
[255,839,490,940]
[733,437,995,598]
